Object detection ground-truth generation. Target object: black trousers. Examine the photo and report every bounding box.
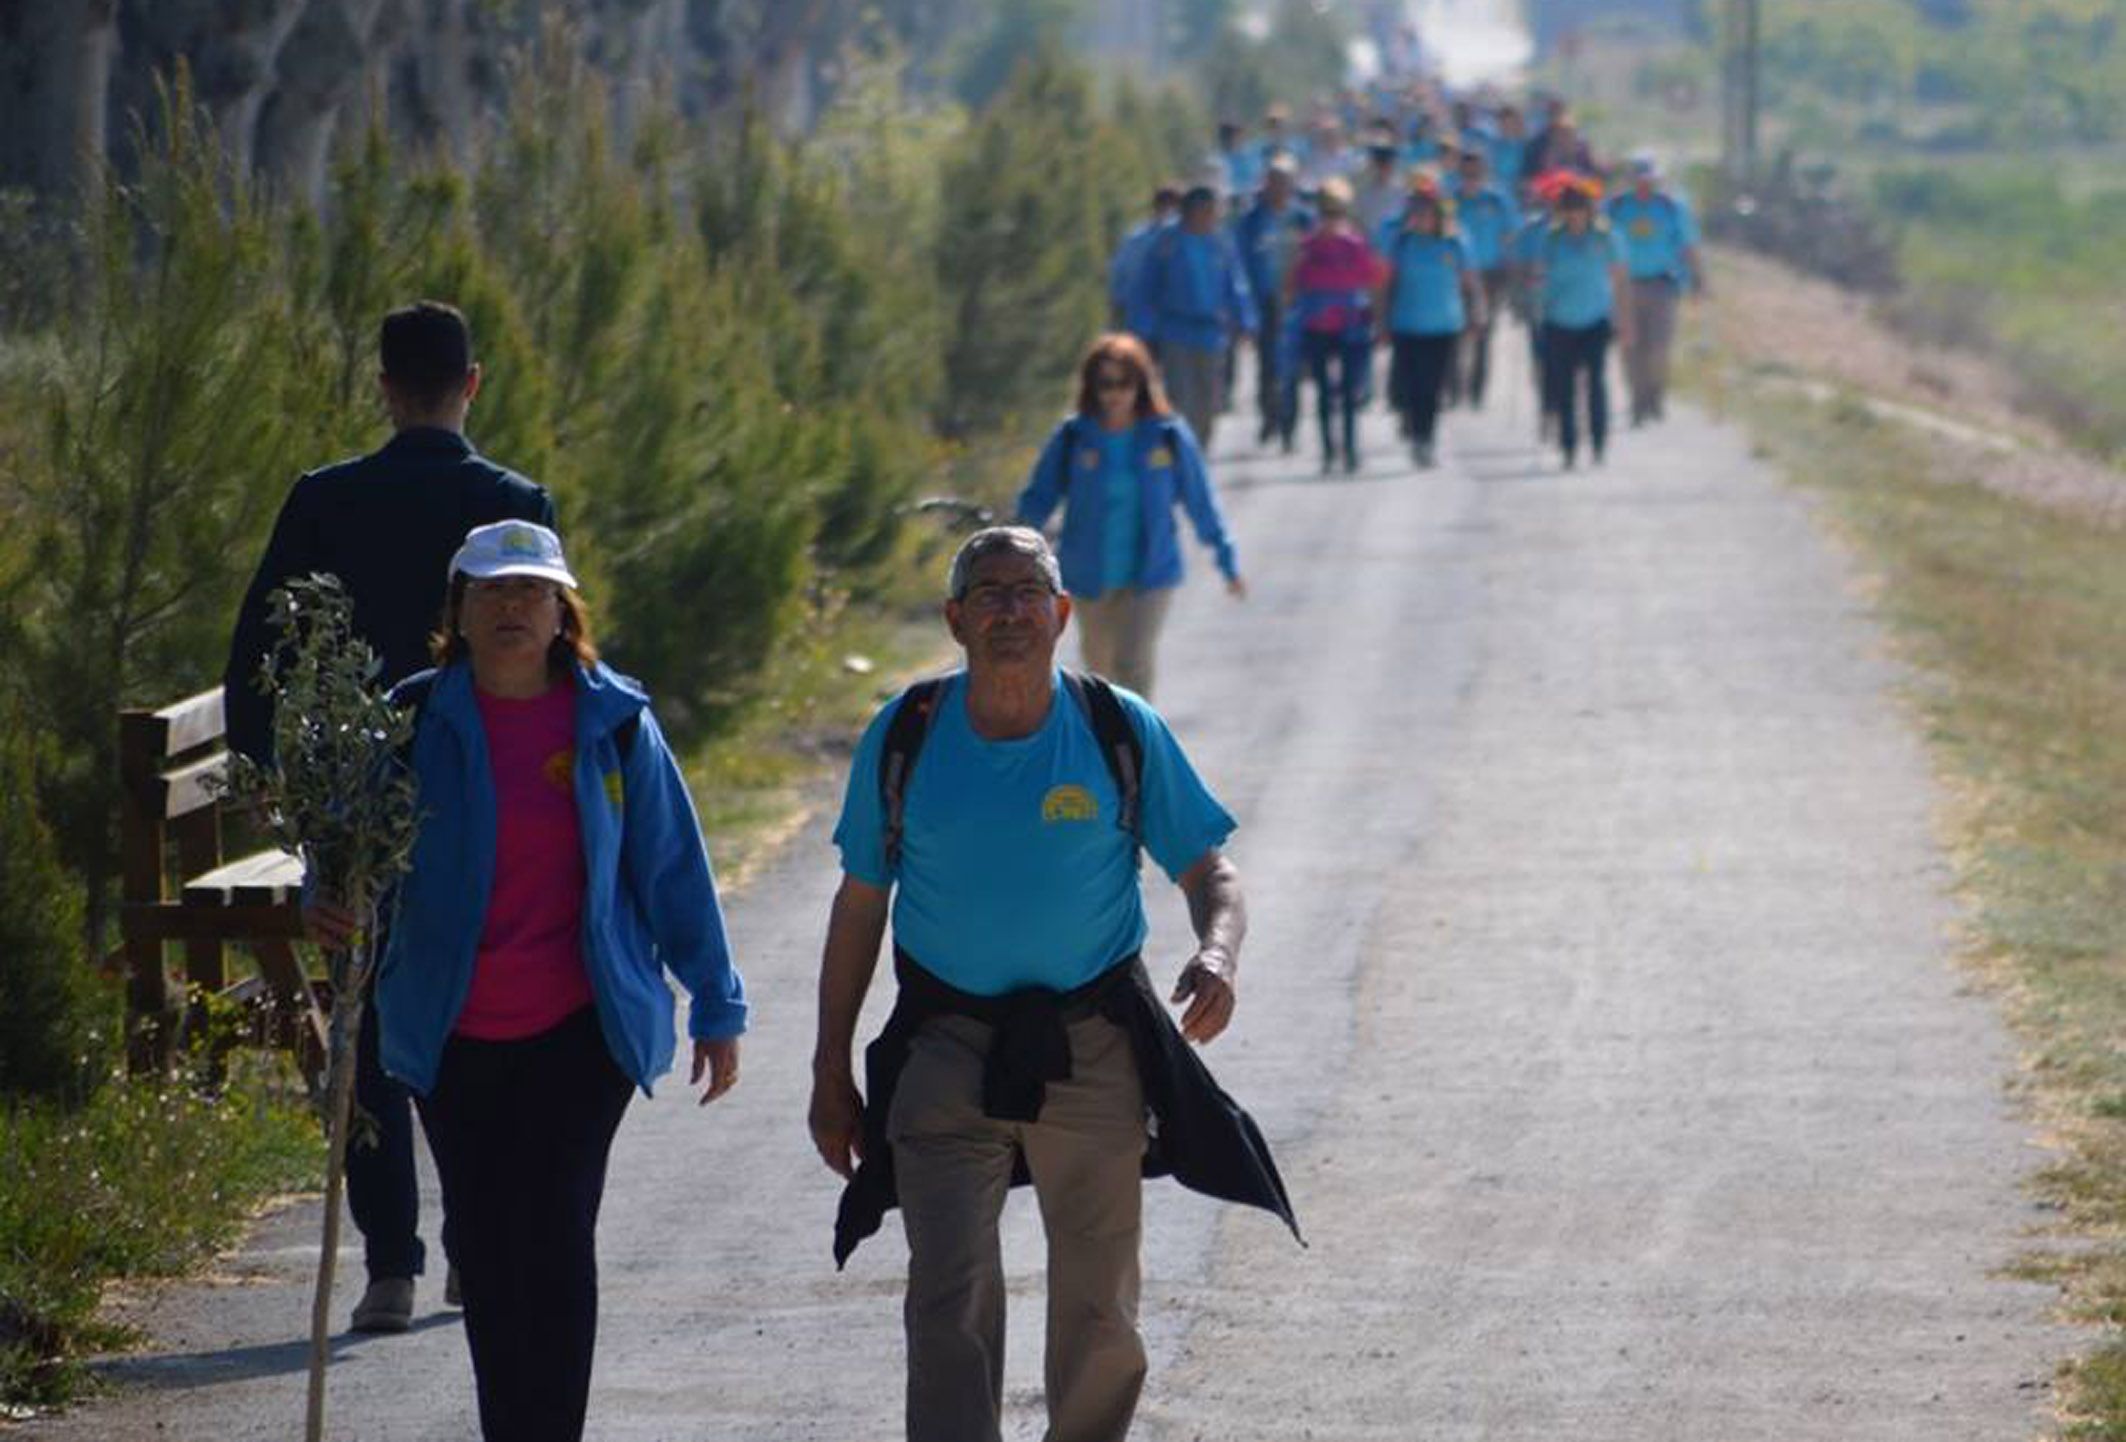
[1302,329,1370,462]
[1390,332,1457,445]
[1540,319,1614,460]
[1461,269,1507,407]
[417,1006,634,1442]
[349,1001,428,1282]
[1255,298,1295,443]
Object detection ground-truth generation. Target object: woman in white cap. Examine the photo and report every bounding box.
[315,519,747,1442]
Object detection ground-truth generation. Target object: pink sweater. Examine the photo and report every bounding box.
[1290,228,1386,333]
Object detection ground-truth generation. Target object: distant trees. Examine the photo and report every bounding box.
[1751,0,2126,147]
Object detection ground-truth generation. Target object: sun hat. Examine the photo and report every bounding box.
[449,520,579,589]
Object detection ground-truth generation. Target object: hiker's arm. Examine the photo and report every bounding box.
[810,874,890,1178]
[223,481,316,766]
[1014,425,1071,529]
[1172,850,1245,1045]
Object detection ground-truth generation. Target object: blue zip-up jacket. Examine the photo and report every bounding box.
[1109,218,1169,320]
[1015,414,1238,599]
[1129,227,1258,353]
[375,660,747,1097]
[1232,198,1317,308]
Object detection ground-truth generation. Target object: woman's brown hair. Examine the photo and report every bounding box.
[430,573,599,672]
[1073,333,1172,420]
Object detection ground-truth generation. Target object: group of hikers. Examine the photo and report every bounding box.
[225,302,1288,1442]
[213,69,1700,1442]
[1113,82,1706,476]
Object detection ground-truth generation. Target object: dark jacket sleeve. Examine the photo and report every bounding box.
[521,483,557,528]
[223,479,316,765]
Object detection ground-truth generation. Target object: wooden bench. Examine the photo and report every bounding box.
[119,686,325,1087]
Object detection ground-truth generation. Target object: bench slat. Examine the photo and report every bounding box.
[182,849,305,906]
[123,902,305,941]
[121,688,226,763]
[157,752,230,820]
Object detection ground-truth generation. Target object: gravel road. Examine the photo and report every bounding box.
[24,353,2070,1440]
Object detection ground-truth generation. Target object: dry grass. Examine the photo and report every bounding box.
[1699,247,2126,526]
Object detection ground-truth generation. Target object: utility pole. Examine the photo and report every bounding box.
[1740,0,1761,176]
[1721,0,1762,181]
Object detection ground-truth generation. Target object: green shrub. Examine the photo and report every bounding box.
[0,720,105,1106]
[0,1060,319,1407]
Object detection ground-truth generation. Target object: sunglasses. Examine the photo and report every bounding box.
[1094,372,1137,392]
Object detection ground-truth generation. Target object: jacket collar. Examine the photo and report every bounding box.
[430,659,648,738]
[382,426,474,458]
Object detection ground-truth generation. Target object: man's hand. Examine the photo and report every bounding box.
[302,896,361,951]
[1171,949,1237,1045]
[691,1037,740,1106]
[809,1068,866,1179]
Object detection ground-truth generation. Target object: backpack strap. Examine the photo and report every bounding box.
[1061,670,1144,847]
[879,677,949,872]
[875,672,1145,875]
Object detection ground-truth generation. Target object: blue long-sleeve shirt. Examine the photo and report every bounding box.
[1130,227,1258,353]
[1015,413,1238,598]
[1232,198,1316,316]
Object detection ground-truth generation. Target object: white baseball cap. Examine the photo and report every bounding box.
[449,520,579,589]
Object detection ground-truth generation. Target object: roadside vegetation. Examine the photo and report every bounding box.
[0,0,1364,1404]
[1561,2,2126,466]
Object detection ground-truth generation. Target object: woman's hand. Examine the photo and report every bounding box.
[1226,574,1249,601]
[691,1037,740,1106]
[303,896,361,951]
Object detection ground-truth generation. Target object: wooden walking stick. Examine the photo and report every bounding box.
[224,575,419,1442]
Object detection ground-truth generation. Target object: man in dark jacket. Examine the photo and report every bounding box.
[224,300,554,1334]
[809,527,1293,1442]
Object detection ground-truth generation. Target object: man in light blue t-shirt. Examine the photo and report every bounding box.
[810,526,1271,1442]
[1605,152,1704,425]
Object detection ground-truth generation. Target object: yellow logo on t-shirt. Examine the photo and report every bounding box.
[1041,784,1100,823]
[1146,446,1175,470]
[542,748,575,793]
[1078,448,1102,471]
[1629,218,1655,237]
[603,769,624,810]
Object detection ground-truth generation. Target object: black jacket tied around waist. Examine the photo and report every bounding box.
[831,950,1303,1267]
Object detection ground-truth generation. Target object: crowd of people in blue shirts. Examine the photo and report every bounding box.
[1107,79,1707,476]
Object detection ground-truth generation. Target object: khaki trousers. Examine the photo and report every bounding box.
[1625,277,1681,418]
[1072,586,1175,700]
[888,1013,1149,1442]
[1159,343,1224,449]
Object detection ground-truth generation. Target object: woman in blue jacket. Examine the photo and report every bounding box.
[312,519,745,1442]
[1015,333,1245,699]
[1381,183,1484,469]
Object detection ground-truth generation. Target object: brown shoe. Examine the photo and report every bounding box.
[349,1277,414,1333]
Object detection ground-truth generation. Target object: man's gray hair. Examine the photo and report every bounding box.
[947,526,1062,600]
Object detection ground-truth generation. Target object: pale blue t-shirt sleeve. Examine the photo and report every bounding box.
[1115,689,1237,880]
[1608,228,1630,266]
[832,702,898,887]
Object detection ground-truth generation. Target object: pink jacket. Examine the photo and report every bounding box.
[1290,227,1386,334]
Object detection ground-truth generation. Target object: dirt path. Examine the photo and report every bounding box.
[24,345,2069,1440]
